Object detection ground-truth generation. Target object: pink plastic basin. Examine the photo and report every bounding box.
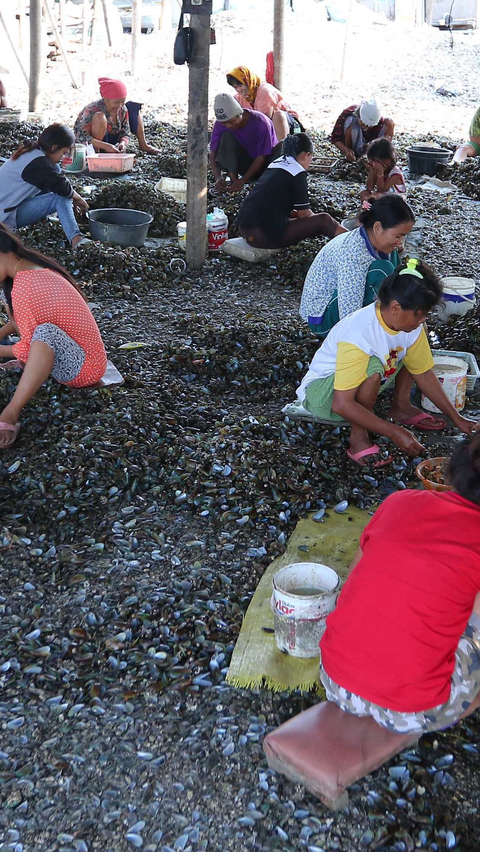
[87,153,135,173]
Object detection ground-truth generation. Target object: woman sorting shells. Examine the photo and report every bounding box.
[320,434,480,736]
[300,195,413,339]
[226,65,303,142]
[0,124,90,250]
[236,133,345,249]
[74,77,159,155]
[0,225,107,449]
[295,260,479,468]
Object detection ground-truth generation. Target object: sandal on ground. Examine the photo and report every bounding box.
[73,237,93,250]
[346,444,393,468]
[0,421,20,449]
[0,359,22,371]
[394,412,447,431]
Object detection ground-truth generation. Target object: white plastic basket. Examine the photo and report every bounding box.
[432,349,480,392]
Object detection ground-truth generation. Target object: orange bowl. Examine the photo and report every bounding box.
[415,456,451,492]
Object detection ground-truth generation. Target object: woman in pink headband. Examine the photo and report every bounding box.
[74,77,159,155]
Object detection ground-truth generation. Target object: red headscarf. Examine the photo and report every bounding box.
[98,77,127,100]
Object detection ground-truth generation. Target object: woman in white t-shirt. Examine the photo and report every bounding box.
[296,259,479,467]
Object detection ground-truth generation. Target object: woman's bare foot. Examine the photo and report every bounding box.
[139,144,160,155]
[388,403,446,429]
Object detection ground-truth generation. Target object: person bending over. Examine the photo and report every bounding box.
[74,77,159,155]
[320,433,480,736]
[300,195,413,338]
[0,124,89,250]
[453,106,480,164]
[226,65,303,141]
[0,225,107,450]
[295,259,478,467]
[331,98,394,162]
[209,93,282,195]
[236,133,345,249]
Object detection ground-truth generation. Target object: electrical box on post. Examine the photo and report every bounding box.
[182,0,213,14]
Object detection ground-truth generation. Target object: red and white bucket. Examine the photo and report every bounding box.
[207,208,228,251]
[271,562,340,658]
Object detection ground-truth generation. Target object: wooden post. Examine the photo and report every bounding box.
[131,0,141,75]
[273,0,284,92]
[43,0,78,88]
[90,0,99,46]
[29,0,43,111]
[185,13,211,268]
[58,0,66,34]
[0,8,30,86]
[100,0,113,47]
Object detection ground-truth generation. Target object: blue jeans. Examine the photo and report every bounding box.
[15,192,81,243]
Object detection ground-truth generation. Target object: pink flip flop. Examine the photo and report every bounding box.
[346,444,393,468]
[396,412,447,431]
[0,421,20,449]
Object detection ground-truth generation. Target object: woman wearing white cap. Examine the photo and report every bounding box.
[331,99,394,162]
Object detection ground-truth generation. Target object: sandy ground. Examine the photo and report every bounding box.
[2,0,480,139]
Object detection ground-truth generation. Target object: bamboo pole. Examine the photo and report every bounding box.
[185,13,211,268]
[0,8,29,85]
[99,0,113,47]
[29,0,43,111]
[43,0,78,88]
[131,0,141,75]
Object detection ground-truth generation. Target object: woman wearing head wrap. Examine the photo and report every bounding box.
[226,65,303,142]
[331,98,394,162]
[74,77,159,155]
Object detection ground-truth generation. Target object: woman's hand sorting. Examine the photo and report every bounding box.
[390,425,425,456]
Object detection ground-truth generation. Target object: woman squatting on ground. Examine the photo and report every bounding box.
[0,225,107,450]
[0,124,90,250]
[236,133,345,249]
[295,259,479,468]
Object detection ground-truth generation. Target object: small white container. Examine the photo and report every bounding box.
[271,562,340,658]
[177,221,187,250]
[422,354,468,413]
[437,277,476,321]
[207,207,228,251]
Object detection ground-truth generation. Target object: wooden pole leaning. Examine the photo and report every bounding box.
[0,9,29,86]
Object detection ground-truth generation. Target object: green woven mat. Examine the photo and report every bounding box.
[226,507,369,693]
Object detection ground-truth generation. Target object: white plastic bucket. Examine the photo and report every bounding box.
[207,207,228,251]
[437,277,476,321]
[177,221,187,250]
[422,355,468,413]
[271,562,340,658]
